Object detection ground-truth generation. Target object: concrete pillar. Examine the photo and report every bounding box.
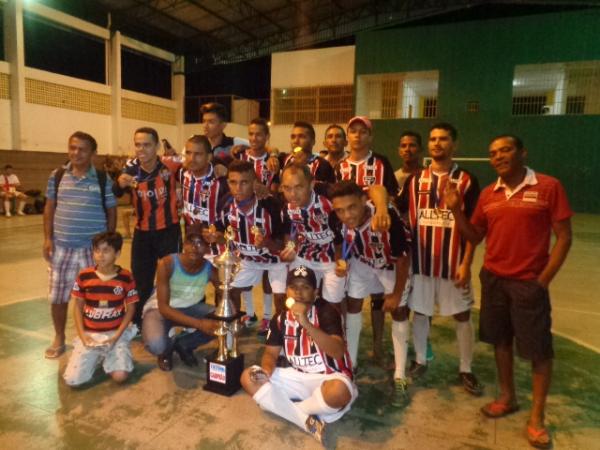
[172,55,185,150]
[4,0,26,150]
[109,30,122,155]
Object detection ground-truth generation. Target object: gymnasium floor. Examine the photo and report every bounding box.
[0,211,599,449]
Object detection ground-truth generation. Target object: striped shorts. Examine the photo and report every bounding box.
[48,245,93,305]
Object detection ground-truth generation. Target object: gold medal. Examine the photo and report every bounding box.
[285,297,295,309]
[251,225,261,236]
[285,240,296,251]
[337,260,347,271]
[208,224,216,234]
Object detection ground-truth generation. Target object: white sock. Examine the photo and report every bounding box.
[391,319,410,380]
[3,200,9,214]
[242,290,254,317]
[413,314,430,365]
[297,385,340,417]
[456,319,474,373]
[346,312,362,368]
[263,293,273,320]
[253,382,308,430]
[18,200,25,213]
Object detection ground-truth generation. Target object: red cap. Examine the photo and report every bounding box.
[347,116,372,131]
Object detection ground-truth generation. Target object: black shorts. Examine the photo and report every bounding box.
[479,268,553,361]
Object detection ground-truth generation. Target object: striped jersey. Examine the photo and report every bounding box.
[343,202,410,270]
[46,164,117,248]
[266,298,353,378]
[396,164,480,280]
[219,196,284,263]
[336,150,399,195]
[119,156,181,231]
[283,184,341,264]
[71,267,139,331]
[236,149,279,188]
[282,153,335,183]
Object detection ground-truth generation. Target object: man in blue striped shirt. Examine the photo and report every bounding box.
[43,131,117,359]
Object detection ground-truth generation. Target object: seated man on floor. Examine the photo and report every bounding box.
[240,266,358,444]
[142,229,219,371]
[63,231,138,387]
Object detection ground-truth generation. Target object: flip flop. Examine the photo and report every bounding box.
[480,400,520,418]
[44,344,66,359]
[526,424,551,449]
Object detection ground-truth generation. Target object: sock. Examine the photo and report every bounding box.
[297,385,340,417]
[413,314,430,365]
[346,312,363,368]
[18,200,25,213]
[456,319,474,373]
[3,200,9,214]
[253,382,308,430]
[242,290,254,317]
[263,293,273,320]
[391,319,410,379]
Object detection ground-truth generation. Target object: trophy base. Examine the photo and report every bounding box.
[203,353,245,396]
[206,311,245,322]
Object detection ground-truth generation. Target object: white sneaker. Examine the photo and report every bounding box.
[5,211,11,217]
[17,211,25,216]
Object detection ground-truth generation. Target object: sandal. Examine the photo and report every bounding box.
[480,400,519,418]
[526,424,551,449]
[44,344,66,359]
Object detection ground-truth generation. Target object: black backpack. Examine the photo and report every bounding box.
[53,167,108,216]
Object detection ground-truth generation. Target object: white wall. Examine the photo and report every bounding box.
[0,100,12,150]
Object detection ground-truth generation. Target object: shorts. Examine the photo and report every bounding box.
[267,367,358,423]
[347,258,407,308]
[63,325,137,386]
[479,268,553,361]
[290,257,345,304]
[48,245,94,304]
[231,260,287,293]
[407,274,474,316]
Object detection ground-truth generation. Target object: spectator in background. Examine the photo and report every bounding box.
[0,164,29,217]
[323,124,348,171]
[200,102,249,166]
[395,131,424,190]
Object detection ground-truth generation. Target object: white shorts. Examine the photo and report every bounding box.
[231,260,287,294]
[290,257,345,304]
[268,367,358,423]
[63,325,137,386]
[347,258,400,300]
[407,274,474,316]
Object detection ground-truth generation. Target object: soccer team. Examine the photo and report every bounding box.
[43,103,572,448]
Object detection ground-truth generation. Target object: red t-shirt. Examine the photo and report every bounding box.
[471,171,572,280]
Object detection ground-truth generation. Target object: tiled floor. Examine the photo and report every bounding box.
[1,212,599,449]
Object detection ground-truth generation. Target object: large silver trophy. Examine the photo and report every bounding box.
[204,226,245,396]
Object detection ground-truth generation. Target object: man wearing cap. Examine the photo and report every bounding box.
[240,265,357,444]
[336,115,399,362]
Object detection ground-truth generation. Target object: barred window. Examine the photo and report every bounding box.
[271,85,353,125]
[512,61,600,116]
[355,71,439,119]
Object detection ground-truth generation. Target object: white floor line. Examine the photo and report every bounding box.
[552,329,600,354]
[553,306,600,317]
[0,296,47,307]
[0,322,51,341]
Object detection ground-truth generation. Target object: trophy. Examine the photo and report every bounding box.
[204,226,245,396]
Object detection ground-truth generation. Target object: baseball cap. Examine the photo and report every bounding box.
[347,116,372,132]
[286,265,317,289]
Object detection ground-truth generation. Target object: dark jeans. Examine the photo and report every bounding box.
[131,224,181,324]
[142,302,215,355]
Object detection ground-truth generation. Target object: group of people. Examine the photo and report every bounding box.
[42,102,572,448]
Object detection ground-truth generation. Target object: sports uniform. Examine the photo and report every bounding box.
[236,149,280,189]
[282,153,335,183]
[336,150,399,195]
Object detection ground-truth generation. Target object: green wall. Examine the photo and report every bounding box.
[356,10,600,212]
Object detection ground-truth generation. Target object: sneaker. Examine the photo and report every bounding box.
[157,351,173,371]
[426,341,435,362]
[408,360,427,381]
[459,372,484,396]
[392,378,410,407]
[241,313,258,328]
[257,318,270,336]
[5,211,11,217]
[17,211,25,216]
[305,415,326,444]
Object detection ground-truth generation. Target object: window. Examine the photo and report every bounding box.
[121,48,172,100]
[512,61,600,116]
[355,71,439,119]
[272,85,353,125]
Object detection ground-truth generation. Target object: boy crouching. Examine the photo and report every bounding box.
[63,231,138,386]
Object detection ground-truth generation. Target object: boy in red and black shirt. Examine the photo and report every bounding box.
[63,231,138,387]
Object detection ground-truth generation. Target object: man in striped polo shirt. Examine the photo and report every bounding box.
[396,122,483,396]
[43,131,117,359]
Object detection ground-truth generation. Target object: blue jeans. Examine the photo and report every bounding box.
[142,302,215,356]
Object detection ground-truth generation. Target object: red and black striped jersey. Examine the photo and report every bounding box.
[396,164,480,280]
[236,150,280,188]
[219,196,284,263]
[343,202,410,270]
[282,153,335,183]
[336,150,399,195]
[266,298,353,378]
[71,267,138,331]
[282,184,342,263]
[118,156,181,231]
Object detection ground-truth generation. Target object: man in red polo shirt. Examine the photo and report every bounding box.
[447,134,572,449]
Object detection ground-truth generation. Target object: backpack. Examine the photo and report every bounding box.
[53,167,108,216]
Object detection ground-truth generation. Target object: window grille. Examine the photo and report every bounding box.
[272,85,353,125]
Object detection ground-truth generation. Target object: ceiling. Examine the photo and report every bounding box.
[74,0,600,66]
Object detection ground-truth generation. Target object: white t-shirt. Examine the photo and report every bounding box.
[0,174,20,193]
